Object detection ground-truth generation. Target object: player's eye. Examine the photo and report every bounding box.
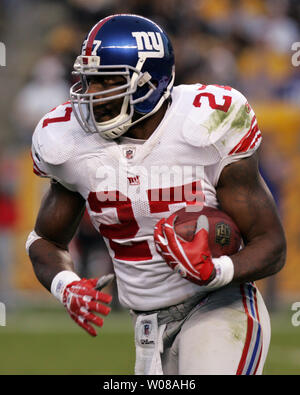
[86,76,102,85]
[104,77,126,86]
[87,76,125,87]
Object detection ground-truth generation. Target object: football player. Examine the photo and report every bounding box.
[27,14,286,375]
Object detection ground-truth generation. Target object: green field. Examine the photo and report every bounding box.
[263,309,300,375]
[0,303,299,375]
[0,306,135,375]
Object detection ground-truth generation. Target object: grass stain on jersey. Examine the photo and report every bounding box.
[204,104,235,134]
[203,103,251,138]
[230,104,252,132]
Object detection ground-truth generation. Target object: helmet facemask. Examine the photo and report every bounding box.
[70,56,163,139]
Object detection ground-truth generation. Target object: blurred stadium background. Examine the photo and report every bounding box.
[0,0,300,375]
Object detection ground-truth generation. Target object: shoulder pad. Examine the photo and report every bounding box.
[32,102,79,165]
[182,85,253,148]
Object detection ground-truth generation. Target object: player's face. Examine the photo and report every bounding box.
[86,75,126,123]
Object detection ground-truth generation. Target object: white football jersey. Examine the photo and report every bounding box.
[31,83,262,311]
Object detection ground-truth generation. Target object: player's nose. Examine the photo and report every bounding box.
[87,82,104,94]
[87,84,116,102]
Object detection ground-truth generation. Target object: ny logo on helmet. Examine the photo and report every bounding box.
[132,32,164,59]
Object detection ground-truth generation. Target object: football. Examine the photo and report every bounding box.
[174,206,242,257]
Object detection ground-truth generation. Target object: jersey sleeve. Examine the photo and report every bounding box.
[30,104,78,192]
[31,120,53,179]
[209,89,262,186]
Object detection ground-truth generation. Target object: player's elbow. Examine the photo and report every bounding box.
[270,231,287,275]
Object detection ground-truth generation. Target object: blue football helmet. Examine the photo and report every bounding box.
[70,14,175,139]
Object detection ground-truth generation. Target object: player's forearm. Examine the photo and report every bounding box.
[29,238,76,292]
[230,230,286,283]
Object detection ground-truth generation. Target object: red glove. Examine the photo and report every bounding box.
[63,278,112,337]
[154,213,215,286]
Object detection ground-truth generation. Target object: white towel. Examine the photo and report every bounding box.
[134,313,166,375]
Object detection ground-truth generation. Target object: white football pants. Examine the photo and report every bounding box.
[132,283,271,375]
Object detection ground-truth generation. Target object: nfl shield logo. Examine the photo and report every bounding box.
[139,318,155,345]
[123,147,136,159]
[143,321,152,336]
[215,222,231,246]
